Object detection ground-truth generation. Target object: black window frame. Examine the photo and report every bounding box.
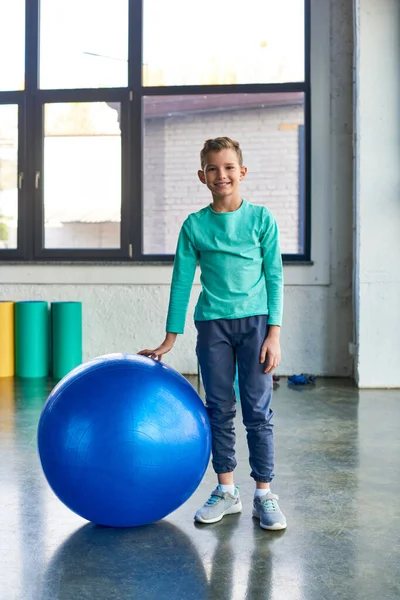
[0,0,311,263]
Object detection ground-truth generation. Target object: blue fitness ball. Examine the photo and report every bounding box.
[37,354,211,527]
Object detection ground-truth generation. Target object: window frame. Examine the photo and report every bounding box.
[0,0,311,263]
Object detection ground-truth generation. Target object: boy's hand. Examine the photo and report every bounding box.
[260,326,281,374]
[138,333,177,361]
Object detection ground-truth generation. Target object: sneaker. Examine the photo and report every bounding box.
[194,486,242,524]
[252,493,287,530]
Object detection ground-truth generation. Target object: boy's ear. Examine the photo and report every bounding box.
[239,165,248,180]
[198,170,206,184]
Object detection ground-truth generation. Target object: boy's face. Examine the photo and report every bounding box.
[198,149,247,198]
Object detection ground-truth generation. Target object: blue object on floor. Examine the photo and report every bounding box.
[38,354,211,527]
[288,373,316,385]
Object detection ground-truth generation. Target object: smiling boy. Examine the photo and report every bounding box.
[139,137,286,530]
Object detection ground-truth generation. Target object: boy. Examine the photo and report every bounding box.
[139,137,286,530]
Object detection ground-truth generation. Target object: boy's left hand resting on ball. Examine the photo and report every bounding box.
[260,326,281,374]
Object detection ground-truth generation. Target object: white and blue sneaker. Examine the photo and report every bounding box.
[194,486,242,524]
[252,493,287,530]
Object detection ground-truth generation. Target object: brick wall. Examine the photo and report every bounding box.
[143,104,304,255]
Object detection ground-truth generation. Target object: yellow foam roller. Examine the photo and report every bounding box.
[0,302,15,377]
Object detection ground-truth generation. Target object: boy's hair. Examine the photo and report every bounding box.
[200,137,243,170]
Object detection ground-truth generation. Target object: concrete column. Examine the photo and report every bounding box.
[353,0,400,387]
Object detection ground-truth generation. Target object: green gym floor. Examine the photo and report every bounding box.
[0,376,399,600]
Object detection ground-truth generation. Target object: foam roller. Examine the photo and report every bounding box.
[51,302,82,380]
[0,301,14,377]
[15,301,49,378]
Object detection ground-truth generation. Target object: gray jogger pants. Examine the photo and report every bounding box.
[195,315,275,483]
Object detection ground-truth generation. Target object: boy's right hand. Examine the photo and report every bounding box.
[137,333,177,361]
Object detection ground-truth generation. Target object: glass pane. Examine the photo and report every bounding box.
[143,0,304,86]
[0,0,25,91]
[40,1,128,89]
[0,105,18,249]
[44,102,122,249]
[143,93,305,255]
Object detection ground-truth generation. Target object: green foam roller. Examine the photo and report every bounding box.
[15,301,49,378]
[51,302,82,380]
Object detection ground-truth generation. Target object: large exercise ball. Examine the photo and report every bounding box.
[37,354,211,527]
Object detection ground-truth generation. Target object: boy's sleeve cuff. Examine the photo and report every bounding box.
[268,315,282,327]
[166,321,184,335]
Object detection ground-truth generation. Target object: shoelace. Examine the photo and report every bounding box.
[261,498,278,512]
[206,494,222,506]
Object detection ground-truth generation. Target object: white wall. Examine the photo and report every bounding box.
[0,0,355,377]
[354,0,400,387]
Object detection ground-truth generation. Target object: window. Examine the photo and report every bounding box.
[0,105,18,249]
[0,0,310,262]
[0,0,25,92]
[143,92,305,255]
[43,102,122,249]
[143,0,305,86]
[40,0,128,89]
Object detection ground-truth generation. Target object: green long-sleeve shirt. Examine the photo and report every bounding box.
[166,200,283,334]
